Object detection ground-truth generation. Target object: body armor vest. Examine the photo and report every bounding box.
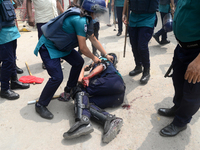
[41,7,93,52]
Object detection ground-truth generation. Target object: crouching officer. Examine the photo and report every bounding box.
[61,53,126,143]
[0,0,30,100]
[34,0,113,119]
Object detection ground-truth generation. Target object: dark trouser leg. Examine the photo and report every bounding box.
[38,45,63,106]
[154,12,167,40]
[91,22,100,56]
[137,27,153,70]
[36,23,47,39]
[172,46,200,127]
[116,7,123,33]
[128,27,141,67]
[160,12,168,41]
[62,49,84,88]
[0,40,17,91]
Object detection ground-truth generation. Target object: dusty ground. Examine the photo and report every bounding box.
[0,13,200,150]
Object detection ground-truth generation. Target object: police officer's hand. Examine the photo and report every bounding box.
[122,14,128,26]
[93,56,100,64]
[185,55,200,84]
[82,77,89,87]
[106,55,114,63]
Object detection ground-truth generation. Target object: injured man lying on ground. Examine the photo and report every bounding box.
[59,53,126,143]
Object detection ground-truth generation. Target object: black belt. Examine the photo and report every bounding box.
[177,39,200,49]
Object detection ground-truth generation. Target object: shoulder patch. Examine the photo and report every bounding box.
[84,24,87,33]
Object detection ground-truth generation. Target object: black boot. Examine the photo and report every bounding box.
[0,89,19,100]
[140,68,150,84]
[10,75,30,89]
[16,66,23,74]
[129,65,143,76]
[153,34,160,44]
[63,115,94,139]
[90,106,123,143]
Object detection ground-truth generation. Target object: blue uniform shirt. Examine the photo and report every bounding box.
[173,0,200,42]
[114,0,125,7]
[34,15,87,59]
[129,12,156,28]
[159,4,170,13]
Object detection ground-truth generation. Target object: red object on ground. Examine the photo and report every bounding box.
[19,76,44,84]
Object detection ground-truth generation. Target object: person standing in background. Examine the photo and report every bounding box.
[122,0,158,84]
[26,0,64,69]
[111,0,124,36]
[153,0,175,45]
[0,0,30,100]
[158,0,200,137]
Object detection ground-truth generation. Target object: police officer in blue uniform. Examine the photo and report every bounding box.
[33,0,113,120]
[62,53,125,143]
[158,0,200,136]
[0,0,30,100]
[122,0,158,84]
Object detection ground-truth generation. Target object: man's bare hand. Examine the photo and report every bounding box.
[106,55,114,63]
[28,17,35,27]
[93,56,100,64]
[185,58,200,84]
[122,14,128,26]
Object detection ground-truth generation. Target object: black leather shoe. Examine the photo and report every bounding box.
[158,106,177,117]
[153,34,160,44]
[11,81,30,89]
[35,103,54,119]
[0,89,19,100]
[160,40,170,45]
[129,66,142,76]
[16,66,23,74]
[140,69,150,84]
[160,123,187,137]
[116,32,122,36]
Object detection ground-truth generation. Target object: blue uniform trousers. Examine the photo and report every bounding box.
[38,45,84,106]
[116,7,123,33]
[154,12,168,41]
[91,22,100,53]
[129,27,154,69]
[86,73,125,109]
[0,40,17,91]
[172,45,200,127]
[36,23,46,39]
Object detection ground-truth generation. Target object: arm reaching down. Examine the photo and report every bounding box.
[82,64,104,87]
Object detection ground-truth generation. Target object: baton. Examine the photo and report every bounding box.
[123,0,129,57]
[27,95,60,105]
[25,62,35,85]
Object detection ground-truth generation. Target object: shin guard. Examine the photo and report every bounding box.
[89,104,123,143]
